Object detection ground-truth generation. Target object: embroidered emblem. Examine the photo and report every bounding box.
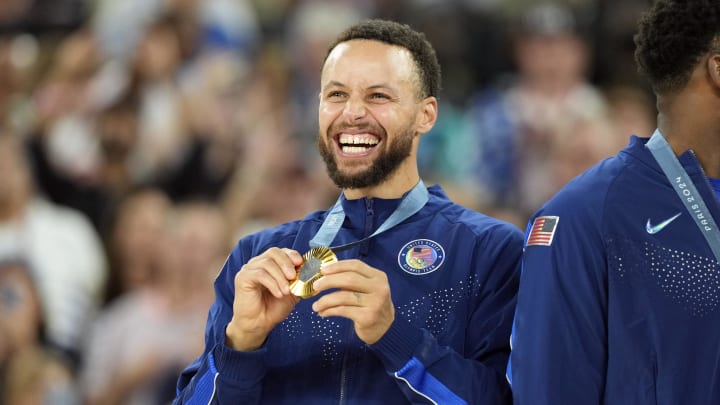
[526,216,559,247]
[398,239,445,275]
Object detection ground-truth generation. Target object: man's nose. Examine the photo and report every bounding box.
[342,96,367,121]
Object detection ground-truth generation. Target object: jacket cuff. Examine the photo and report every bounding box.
[212,341,268,387]
[369,316,424,372]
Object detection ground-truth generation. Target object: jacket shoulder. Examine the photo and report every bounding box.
[428,190,524,245]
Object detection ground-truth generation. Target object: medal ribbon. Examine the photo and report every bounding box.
[647,129,720,262]
[308,180,429,252]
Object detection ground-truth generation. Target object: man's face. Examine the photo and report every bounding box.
[317,39,425,189]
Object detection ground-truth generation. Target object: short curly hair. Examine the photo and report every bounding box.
[323,19,442,99]
[634,0,720,94]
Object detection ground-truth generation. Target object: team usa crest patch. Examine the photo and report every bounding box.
[526,216,559,247]
[398,239,445,275]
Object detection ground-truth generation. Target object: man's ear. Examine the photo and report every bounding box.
[708,54,720,90]
[416,96,438,136]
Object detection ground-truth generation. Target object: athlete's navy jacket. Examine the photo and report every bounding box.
[175,185,522,404]
[509,136,720,404]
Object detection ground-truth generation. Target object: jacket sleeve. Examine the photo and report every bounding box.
[370,225,522,404]
[173,247,269,404]
[508,204,608,404]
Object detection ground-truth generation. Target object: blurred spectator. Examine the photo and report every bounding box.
[0,38,18,130]
[196,0,260,56]
[226,162,338,240]
[104,188,171,304]
[214,63,340,236]
[80,201,229,405]
[0,259,79,404]
[604,84,656,138]
[130,15,191,182]
[547,116,620,191]
[30,84,142,231]
[546,84,655,191]
[0,133,107,365]
[32,27,100,181]
[0,34,40,135]
[0,260,42,366]
[402,1,513,104]
[92,0,165,60]
[461,2,607,218]
[592,0,653,88]
[160,47,246,203]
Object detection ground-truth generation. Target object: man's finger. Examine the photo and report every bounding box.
[312,290,363,313]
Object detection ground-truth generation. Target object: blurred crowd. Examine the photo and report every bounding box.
[0,0,655,403]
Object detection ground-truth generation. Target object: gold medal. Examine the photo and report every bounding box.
[289,247,337,299]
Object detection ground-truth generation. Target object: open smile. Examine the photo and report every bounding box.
[337,133,380,156]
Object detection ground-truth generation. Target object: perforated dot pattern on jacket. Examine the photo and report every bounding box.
[280,309,343,365]
[644,241,720,316]
[395,275,482,337]
[277,275,482,365]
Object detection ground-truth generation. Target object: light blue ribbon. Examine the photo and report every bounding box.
[647,129,720,261]
[309,180,429,252]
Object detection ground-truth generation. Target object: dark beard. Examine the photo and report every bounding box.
[318,128,414,189]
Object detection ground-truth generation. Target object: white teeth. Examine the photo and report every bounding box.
[339,133,379,146]
[342,145,370,154]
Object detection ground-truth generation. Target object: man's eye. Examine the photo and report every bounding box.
[370,93,390,100]
[327,91,345,99]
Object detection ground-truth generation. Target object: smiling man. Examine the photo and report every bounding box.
[174,19,523,404]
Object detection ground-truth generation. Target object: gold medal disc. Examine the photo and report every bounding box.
[289,247,337,298]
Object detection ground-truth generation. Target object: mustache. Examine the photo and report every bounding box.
[329,121,385,135]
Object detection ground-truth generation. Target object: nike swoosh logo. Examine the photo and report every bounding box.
[646,212,682,235]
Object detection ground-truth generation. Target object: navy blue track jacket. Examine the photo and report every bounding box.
[509,136,720,404]
[175,184,523,404]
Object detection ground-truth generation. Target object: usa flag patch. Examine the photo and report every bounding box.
[526,216,559,247]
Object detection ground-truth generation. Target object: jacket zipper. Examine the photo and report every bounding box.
[360,199,374,256]
[338,348,349,405]
[339,199,374,402]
